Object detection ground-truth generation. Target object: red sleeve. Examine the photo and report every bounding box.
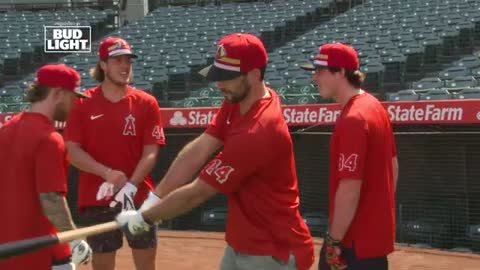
[63,98,84,145]
[143,99,166,146]
[199,132,270,194]
[336,116,368,180]
[35,132,68,194]
[205,102,228,141]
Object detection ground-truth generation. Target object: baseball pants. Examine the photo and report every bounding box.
[318,242,388,270]
[52,262,75,270]
[219,245,297,270]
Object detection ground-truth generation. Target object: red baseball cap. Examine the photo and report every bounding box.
[199,33,268,81]
[301,43,359,71]
[98,36,137,60]
[36,64,89,98]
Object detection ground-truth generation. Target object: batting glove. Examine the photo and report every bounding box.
[116,210,154,235]
[69,239,92,265]
[110,182,137,211]
[96,182,114,201]
[325,232,347,270]
[139,191,163,211]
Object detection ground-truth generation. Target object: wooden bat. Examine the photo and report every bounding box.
[0,221,120,260]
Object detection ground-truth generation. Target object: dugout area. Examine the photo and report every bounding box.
[66,124,480,254]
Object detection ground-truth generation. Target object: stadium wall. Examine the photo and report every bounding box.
[65,125,480,251]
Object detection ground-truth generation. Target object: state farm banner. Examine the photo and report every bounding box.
[163,100,480,128]
[1,100,479,129]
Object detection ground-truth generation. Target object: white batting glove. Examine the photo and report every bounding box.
[69,240,92,265]
[139,191,163,211]
[109,182,137,211]
[116,210,153,235]
[96,182,114,201]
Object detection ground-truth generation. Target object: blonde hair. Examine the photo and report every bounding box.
[89,62,105,83]
[25,83,51,103]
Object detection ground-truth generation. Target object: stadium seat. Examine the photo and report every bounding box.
[452,88,480,99]
[412,77,444,90]
[292,84,317,95]
[402,43,425,73]
[361,62,385,92]
[471,67,480,80]
[419,89,452,100]
[289,74,312,92]
[421,35,443,63]
[200,98,223,108]
[387,89,419,101]
[381,53,407,83]
[439,66,469,81]
[189,87,216,99]
[439,27,460,56]
[286,94,317,105]
[444,76,478,89]
[454,56,480,69]
[265,76,287,89]
[273,85,291,96]
[0,103,7,113]
[170,98,201,108]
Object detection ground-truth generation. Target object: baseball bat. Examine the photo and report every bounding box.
[0,221,120,260]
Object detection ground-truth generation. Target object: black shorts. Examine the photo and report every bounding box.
[79,206,157,253]
[318,242,388,270]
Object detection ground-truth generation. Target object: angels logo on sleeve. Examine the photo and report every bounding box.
[204,159,235,184]
[338,153,359,172]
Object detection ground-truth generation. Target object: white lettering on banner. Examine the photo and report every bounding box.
[283,107,341,124]
[170,111,188,126]
[188,111,216,126]
[204,159,235,184]
[338,153,358,172]
[387,104,463,122]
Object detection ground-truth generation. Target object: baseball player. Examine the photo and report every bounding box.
[63,37,165,270]
[0,64,92,270]
[300,43,398,270]
[116,33,315,270]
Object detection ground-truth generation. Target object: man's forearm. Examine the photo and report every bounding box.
[329,180,361,240]
[39,192,76,232]
[130,152,157,186]
[392,156,399,192]
[155,141,213,198]
[144,181,209,222]
[67,143,110,179]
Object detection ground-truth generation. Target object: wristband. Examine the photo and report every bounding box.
[140,191,163,211]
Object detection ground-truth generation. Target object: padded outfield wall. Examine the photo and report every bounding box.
[64,123,480,252]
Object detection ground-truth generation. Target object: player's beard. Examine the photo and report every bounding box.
[105,68,131,87]
[223,78,251,104]
[53,101,69,122]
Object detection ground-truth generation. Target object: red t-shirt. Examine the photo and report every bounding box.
[63,86,165,208]
[199,89,314,270]
[329,91,396,259]
[0,113,71,270]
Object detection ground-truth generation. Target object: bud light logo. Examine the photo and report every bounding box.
[44,24,91,53]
